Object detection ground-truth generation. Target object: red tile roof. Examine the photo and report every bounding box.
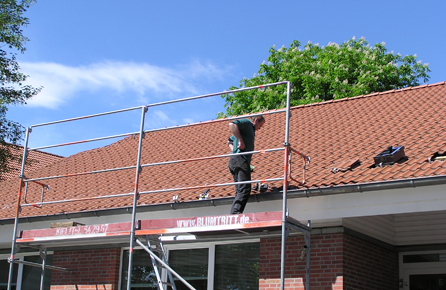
[0,144,63,181]
[1,82,446,220]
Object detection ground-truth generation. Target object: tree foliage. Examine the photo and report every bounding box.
[221,37,431,116]
[0,0,40,176]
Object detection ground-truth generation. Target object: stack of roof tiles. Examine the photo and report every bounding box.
[1,82,445,220]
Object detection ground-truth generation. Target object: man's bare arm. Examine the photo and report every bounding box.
[229,123,245,150]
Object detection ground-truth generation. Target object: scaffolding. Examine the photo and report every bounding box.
[7,81,311,290]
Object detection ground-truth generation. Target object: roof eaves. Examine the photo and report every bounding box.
[2,174,446,226]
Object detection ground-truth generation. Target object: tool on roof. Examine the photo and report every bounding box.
[199,189,210,200]
[374,145,405,166]
[253,182,269,192]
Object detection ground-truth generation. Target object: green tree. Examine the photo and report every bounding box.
[0,0,40,176]
[221,37,431,116]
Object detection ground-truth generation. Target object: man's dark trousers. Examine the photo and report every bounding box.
[228,155,251,214]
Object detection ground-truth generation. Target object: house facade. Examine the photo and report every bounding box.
[1,82,445,290]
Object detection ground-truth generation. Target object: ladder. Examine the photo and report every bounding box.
[145,235,177,290]
[135,235,196,290]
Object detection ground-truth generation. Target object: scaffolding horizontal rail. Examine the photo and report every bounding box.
[142,108,287,135]
[31,106,147,128]
[24,148,284,183]
[10,259,70,272]
[28,83,287,151]
[29,131,138,151]
[21,177,284,208]
[137,177,284,196]
[29,109,287,152]
[146,81,289,108]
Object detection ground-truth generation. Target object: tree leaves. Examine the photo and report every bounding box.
[0,0,41,175]
[222,37,431,116]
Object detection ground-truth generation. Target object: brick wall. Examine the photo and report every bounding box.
[343,234,398,290]
[50,248,121,290]
[259,233,344,290]
[259,231,398,290]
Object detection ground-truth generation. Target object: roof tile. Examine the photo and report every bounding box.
[1,82,446,219]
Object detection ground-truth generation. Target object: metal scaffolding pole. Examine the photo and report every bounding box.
[281,81,292,290]
[7,127,31,290]
[31,106,145,128]
[141,108,286,135]
[145,81,289,108]
[126,106,147,290]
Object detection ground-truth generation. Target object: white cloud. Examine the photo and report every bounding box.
[20,60,231,109]
[182,118,194,124]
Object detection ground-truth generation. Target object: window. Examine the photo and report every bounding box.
[214,243,259,290]
[0,260,18,290]
[120,240,259,290]
[21,255,53,290]
[120,249,158,290]
[0,253,52,290]
[169,248,208,290]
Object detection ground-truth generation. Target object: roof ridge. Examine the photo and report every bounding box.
[281,81,446,111]
[1,142,65,158]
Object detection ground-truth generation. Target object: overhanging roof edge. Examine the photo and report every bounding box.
[1,175,446,226]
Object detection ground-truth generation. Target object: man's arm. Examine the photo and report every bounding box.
[229,122,245,150]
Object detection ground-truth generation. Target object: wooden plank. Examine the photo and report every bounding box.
[18,222,132,242]
[139,211,283,230]
[17,211,288,244]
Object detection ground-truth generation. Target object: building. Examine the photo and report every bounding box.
[0,82,445,290]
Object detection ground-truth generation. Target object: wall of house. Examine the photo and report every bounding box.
[46,231,398,290]
[259,231,399,290]
[259,233,344,290]
[343,234,399,290]
[50,248,121,290]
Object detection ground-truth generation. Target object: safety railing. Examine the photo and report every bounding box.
[8,81,306,290]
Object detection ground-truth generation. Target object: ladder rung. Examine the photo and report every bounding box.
[151,248,163,254]
[155,262,167,269]
[162,281,175,286]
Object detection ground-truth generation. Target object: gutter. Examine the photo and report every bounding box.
[1,175,446,226]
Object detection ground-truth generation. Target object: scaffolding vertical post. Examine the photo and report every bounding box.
[39,248,47,290]
[305,220,311,290]
[7,127,31,290]
[281,81,292,290]
[126,106,147,290]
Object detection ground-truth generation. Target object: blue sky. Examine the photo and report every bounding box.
[7,1,446,157]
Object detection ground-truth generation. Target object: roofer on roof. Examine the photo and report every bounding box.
[227,115,265,214]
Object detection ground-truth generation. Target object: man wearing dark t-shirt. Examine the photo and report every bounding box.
[228,115,265,214]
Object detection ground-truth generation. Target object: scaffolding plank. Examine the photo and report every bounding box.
[16,211,300,245]
[137,211,285,236]
[17,222,131,243]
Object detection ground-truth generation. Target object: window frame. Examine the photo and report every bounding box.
[0,251,54,290]
[119,238,260,290]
